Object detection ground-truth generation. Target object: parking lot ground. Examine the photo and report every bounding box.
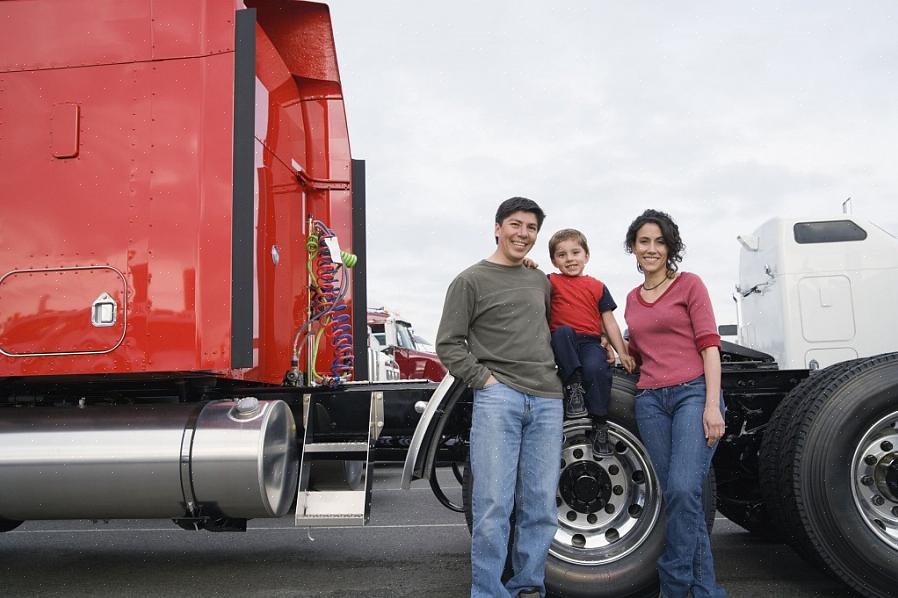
[0,466,853,597]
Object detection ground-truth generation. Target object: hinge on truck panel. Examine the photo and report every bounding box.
[291,159,350,190]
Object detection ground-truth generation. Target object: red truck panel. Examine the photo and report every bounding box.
[0,267,127,355]
[0,0,354,385]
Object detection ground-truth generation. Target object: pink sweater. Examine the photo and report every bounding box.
[624,272,720,390]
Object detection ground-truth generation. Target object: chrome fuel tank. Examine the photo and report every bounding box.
[0,399,297,521]
[191,398,298,518]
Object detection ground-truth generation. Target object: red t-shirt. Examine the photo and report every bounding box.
[624,272,721,389]
[548,273,616,336]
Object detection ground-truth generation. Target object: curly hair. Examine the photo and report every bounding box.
[624,209,685,274]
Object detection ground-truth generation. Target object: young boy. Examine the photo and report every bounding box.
[547,229,635,455]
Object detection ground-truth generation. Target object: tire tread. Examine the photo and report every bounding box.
[786,353,898,597]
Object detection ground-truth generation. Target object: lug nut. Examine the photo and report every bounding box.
[882,441,894,452]
[872,495,885,506]
[892,506,898,517]
[865,454,878,466]
[862,475,874,486]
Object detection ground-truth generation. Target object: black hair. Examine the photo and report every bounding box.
[624,209,685,274]
[495,197,546,231]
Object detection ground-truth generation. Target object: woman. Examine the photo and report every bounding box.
[624,209,726,598]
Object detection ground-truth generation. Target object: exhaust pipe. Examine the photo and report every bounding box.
[0,399,298,521]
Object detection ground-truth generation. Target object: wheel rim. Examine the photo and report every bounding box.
[550,419,662,565]
[850,409,898,551]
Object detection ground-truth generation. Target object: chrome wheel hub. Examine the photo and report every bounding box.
[551,420,661,565]
[851,410,898,551]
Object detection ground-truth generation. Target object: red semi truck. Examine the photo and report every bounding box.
[0,0,395,528]
[2,3,896,598]
[367,308,446,382]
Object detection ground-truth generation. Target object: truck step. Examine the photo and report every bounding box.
[295,489,368,526]
[302,441,369,455]
[293,391,383,527]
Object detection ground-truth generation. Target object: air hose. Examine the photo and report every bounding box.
[289,220,357,385]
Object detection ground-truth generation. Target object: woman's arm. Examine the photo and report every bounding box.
[701,345,725,447]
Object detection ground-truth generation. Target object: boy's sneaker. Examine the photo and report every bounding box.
[592,423,613,456]
[563,381,588,419]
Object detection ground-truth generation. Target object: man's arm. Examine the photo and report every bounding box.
[435,275,492,388]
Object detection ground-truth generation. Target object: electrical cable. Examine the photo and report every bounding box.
[289,219,355,385]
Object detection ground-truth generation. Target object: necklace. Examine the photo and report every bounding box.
[642,275,669,291]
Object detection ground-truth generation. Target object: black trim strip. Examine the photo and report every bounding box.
[351,159,368,380]
[231,8,256,369]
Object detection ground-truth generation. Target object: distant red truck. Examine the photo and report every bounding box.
[367,308,446,382]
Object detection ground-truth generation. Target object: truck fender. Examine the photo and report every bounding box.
[400,374,467,489]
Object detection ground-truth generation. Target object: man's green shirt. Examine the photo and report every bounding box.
[436,260,563,398]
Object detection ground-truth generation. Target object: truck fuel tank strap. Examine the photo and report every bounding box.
[178,403,205,518]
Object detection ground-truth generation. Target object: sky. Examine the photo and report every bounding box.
[326,1,898,343]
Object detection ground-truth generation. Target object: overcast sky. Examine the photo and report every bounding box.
[326,1,898,343]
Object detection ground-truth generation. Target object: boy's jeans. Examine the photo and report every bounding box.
[469,382,563,598]
[634,376,726,598]
[550,325,613,416]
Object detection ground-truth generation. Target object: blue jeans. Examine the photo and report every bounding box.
[634,376,726,598]
[550,325,612,416]
[469,382,564,598]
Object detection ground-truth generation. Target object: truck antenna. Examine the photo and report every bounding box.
[842,196,852,215]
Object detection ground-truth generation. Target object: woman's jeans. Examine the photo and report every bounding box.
[635,376,726,598]
[469,382,564,598]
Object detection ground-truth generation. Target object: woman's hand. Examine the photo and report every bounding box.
[700,345,724,446]
[620,354,636,374]
[703,404,725,447]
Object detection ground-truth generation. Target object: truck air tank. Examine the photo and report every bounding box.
[0,399,297,521]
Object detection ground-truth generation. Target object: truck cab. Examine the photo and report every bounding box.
[367,308,446,382]
[735,215,898,369]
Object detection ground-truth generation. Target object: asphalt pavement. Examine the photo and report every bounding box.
[0,466,853,597]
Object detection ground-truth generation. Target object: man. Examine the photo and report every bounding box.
[436,197,563,598]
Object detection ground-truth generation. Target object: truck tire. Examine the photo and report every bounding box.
[308,460,364,491]
[713,483,775,539]
[0,517,22,532]
[783,353,898,597]
[757,359,860,544]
